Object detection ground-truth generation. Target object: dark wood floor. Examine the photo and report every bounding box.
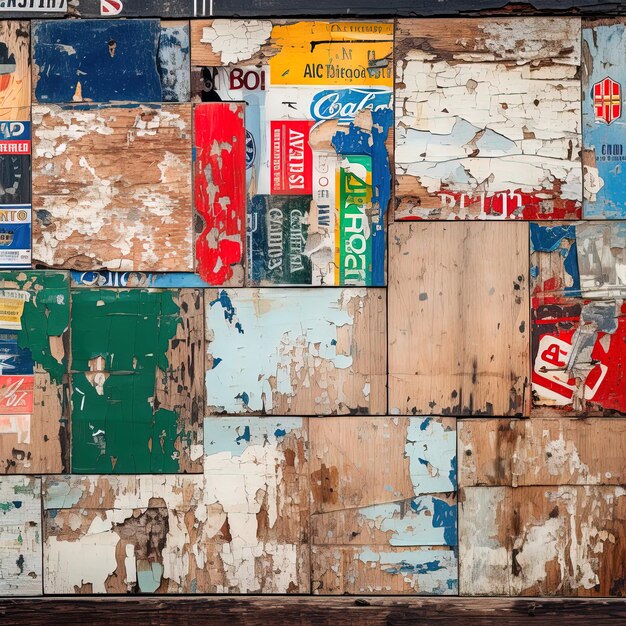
[2,597,626,625]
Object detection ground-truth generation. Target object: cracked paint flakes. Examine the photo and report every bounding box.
[193,102,246,286]
[0,475,41,595]
[582,19,626,218]
[70,288,203,474]
[197,20,273,66]
[43,419,308,594]
[309,417,457,595]
[205,288,386,415]
[460,486,626,596]
[395,18,582,220]
[32,103,192,271]
[531,222,626,414]
[0,271,69,474]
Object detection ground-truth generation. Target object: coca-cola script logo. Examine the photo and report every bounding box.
[310,88,392,123]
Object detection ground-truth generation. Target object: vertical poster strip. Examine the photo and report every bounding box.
[583,20,626,219]
[194,102,246,286]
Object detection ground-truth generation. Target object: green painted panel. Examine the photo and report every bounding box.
[70,289,184,474]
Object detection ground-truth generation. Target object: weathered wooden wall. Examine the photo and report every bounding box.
[2,8,626,621]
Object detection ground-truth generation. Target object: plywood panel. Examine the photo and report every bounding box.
[70,288,203,474]
[389,222,529,416]
[395,18,582,220]
[459,418,626,488]
[0,21,30,121]
[0,475,42,596]
[45,418,308,593]
[531,222,626,414]
[32,103,193,271]
[205,288,386,415]
[0,271,69,474]
[193,103,246,286]
[310,417,456,513]
[310,416,457,595]
[460,486,626,596]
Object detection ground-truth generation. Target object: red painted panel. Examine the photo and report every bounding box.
[194,103,246,286]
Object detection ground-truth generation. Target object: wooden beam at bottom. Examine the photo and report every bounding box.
[1,597,626,625]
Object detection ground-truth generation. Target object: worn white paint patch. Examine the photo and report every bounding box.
[200,20,272,65]
[395,18,582,220]
[0,476,42,596]
[206,289,368,413]
[43,420,308,594]
[459,487,508,595]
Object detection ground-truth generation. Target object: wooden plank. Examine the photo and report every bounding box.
[310,417,457,595]
[32,19,191,104]
[531,222,626,414]
[3,597,626,625]
[582,19,626,218]
[70,288,203,474]
[32,103,193,272]
[310,417,456,513]
[395,18,582,220]
[191,20,393,286]
[0,271,69,474]
[0,21,30,121]
[205,288,386,415]
[460,486,626,596]
[45,418,307,593]
[312,545,458,595]
[389,222,529,416]
[0,475,41,596]
[459,418,626,488]
[193,103,246,286]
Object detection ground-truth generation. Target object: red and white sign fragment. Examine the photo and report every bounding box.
[270,120,313,195]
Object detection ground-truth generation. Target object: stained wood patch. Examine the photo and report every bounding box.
[0,21,30,122]
[193,103,246,286]
[395,18,582,220]
[205,288,386,415]
[389,222,529,416]
[70,288,204,474]
[0,475,41,596]
[460,486,626,596]
[310,417,457,595]
[459,418,626,488]
[0,271,69,474]
[32,103,193,272]
[44,419,307,593]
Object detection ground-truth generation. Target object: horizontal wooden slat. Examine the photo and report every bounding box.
[1,596,626,624]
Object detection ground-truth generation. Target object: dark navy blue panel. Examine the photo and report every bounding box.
[32,19,162,103]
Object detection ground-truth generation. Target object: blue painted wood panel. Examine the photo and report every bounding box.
[32,19,162,103]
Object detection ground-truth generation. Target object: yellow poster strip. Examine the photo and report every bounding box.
[269,22,393,87]
[0,290,30,330]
